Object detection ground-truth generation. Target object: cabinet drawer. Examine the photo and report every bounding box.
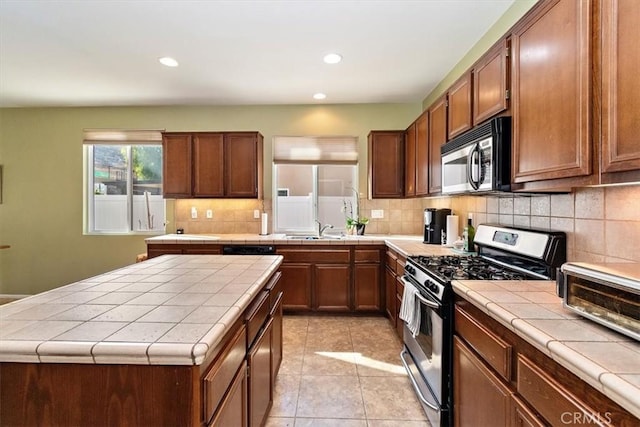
[264,271,282,309]
[385,251,398,270]
[203,325,247,424]
[245,290,270,349]
[517,355,606,427]
[355,249,381,263]
[277,248,350,263]
[395,257,405,276]
[455,305,512,380]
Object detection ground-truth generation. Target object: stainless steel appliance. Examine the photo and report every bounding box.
[222,245,276,255]
[424,208,451,245]
[400,224,566,427]
[558,262,640,341]
[441,117,511,195]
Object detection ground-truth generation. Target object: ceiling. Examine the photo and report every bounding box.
[0,0,516,108]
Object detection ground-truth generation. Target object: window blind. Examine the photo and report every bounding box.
[273,136,358,164]
[83,129,164,145]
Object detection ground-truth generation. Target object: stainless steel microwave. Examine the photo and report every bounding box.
[441,117,511,194]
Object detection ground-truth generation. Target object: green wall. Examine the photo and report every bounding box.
[0,104,419,294]
[422,0,538,108]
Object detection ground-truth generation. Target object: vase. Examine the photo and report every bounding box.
[356,223,366,235]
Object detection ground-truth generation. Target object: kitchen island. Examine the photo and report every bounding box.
[0,254,284,426]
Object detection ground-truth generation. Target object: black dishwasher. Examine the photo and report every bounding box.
[222,245,276,255]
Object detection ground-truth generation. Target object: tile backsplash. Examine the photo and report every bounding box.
[174,184,640,263]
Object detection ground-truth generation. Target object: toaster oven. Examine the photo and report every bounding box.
[558,262,640,341]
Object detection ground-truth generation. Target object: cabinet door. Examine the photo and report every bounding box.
[405,123,417,197]
[474,38,510,125]
[314,264,351,311]
[162,133,192,198]
[447,73,473,139]
[511,395,545,427]
[354,264,381,311]
[428,96,447,194]
[247,318,273,427]
[385,267,396,325]
[453,336,513,427]
[209,362,248,427]
[415,112,429,196]
[193,133,224,197]
[225,133,259,197]
[511,0,592,184]
[270,293,283,383]
[368,131,404,198]
[601,0,640,175]
[279,264,312,311]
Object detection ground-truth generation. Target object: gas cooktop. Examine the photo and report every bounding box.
[409,255,537,282]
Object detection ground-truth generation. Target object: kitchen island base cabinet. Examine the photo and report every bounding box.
[210,361,248,427]
[248,317,273,427]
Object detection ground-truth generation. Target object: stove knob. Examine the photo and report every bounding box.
[429,283,439,293]
[406,265,414,274]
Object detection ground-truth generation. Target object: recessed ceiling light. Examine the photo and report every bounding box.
[159,57,179,67]
[323,53,342,64]
[313,93,327,100]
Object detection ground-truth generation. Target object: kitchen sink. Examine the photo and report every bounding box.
[285,235,343,240]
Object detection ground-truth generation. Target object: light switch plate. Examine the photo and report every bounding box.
[206,209,213,219]
[371,209,384,219]
[253,209,260,219]
[191,207,197,219]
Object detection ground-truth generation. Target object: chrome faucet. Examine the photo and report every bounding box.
[316,220,334,237]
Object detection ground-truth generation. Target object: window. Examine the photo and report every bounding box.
[273,136,358,234]
[84,130,165,234]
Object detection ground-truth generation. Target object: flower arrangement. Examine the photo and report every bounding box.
[342,188,369,234]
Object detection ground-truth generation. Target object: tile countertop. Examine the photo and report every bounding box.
[145,233,455,258]
[0,254,283,366]
[452,280,640,419]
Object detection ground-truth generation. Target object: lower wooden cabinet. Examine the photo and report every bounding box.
[453,335,513,427]
[147,243,222,258]
[279,263,312,310]
[248,317,273,427]
[209,361,248,427]
[385,267,396,325]
[315,264,351,311]
[270,293,283,384]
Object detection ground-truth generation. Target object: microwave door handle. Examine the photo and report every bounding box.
[466,143,480,190]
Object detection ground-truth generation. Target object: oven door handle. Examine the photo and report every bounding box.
[401,276,440,310]
[399,349,440,412]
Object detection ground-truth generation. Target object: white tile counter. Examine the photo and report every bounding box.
[0,254,283,366]
[452,279,640,419]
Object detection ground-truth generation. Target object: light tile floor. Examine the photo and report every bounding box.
[266,315,431,427]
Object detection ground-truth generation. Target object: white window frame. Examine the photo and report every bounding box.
[83,142,165,236]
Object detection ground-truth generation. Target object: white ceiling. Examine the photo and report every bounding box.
[0,0,515,108]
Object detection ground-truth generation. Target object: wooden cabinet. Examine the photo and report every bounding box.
[453,336,513,427]
[454,299,637,426]
[473,38,510,125]
[147,243,222,259]
[511,0,593,189]
[315,264,351,311]
[209,361,248,427]
[600,0,640,182]
[247,317,273,427]
[368,131,404,198]
[162,131,263,198]
[447,73,473,139]
[428,95,447,194]
[270,293,283,385]
[384,248,406,338]
[278,263,313,310]
[404,122,417,197]
[385,266,396,326]
[354,249,382,311]
[405,112,429,198]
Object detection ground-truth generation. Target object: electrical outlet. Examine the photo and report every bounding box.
[206,209,213,219]
[253,209,261,219]
[371,209,384,219]
[191,207,197,219]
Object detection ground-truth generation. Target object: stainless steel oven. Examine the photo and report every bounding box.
[441,116,511,195]
[399,271,453,427]
[399,224,567,427]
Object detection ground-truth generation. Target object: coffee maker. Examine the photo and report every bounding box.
[424,208,451,244]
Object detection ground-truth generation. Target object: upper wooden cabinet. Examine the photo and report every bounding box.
[404,122,417,197]
[600,0,640,182]
[429,95,447,194]
[368,131,405,198]
[511,0,593,188]
[473,38,510,125]
[404,111,429,198]
[163,131,263,198]
[447,72,473,139]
